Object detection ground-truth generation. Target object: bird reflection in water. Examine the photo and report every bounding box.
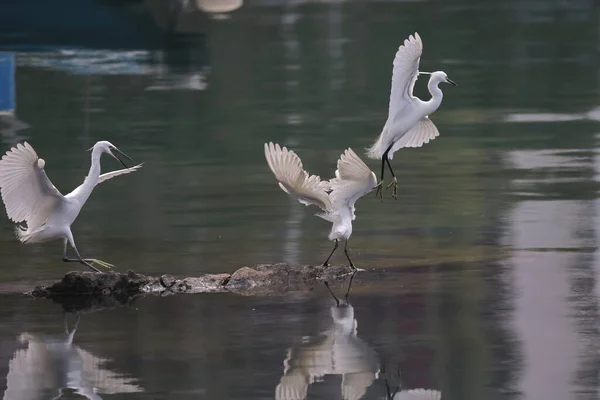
[275,272,380,400]
[381,363,442,400]
[4,313,141,400]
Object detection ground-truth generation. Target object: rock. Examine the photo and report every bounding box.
[28,263,357,310]
[142,273,230,294]
[32,270,150,297]
[225,263,353,296]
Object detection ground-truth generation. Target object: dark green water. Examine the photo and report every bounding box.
[0,0,599,399]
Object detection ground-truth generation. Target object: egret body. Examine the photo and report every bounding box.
[264,142,377,269]
[366,32,457,199]
[0,141,142,272]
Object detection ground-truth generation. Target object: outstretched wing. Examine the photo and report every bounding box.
[328,148,377,217]
[388,117,439,159]
[95,163,144,186]
[388,32,423,118]
[394,389,442,400]
[0,142,64,232]
[264,142,331,211]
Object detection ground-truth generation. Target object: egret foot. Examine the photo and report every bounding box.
[386,177,398,200]
[374,181,384,200]
[87,259,115,269]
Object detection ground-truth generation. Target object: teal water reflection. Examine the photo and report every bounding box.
[0,0,598,399]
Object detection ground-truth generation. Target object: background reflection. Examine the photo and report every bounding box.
[0,0,597,399]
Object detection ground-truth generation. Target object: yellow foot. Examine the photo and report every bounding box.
[87,259,115,269]
[374,181,384,200]
[386,177,398,200]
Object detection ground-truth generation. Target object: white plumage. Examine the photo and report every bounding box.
[393,389,442,400]
[0,141,142,272]
[264,142,377,268]
[366,32,456,199]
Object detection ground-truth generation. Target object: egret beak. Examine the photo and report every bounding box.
[418,71,432,75]
[446,78,458,87]
[111,148,135,169]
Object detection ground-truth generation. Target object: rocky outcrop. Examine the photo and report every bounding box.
[29,263,357,308]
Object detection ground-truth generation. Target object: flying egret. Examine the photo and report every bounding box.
[366,32,457,199]
[0,141,142,272]
[264,142,377,269]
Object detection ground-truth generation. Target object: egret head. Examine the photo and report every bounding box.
[90,141,135,169]
[420,71,458,87]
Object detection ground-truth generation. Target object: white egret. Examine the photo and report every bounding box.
[0,141,142,272]
[366,32,457,199]
[264,142,377,269]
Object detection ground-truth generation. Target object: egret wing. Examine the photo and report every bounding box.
[388,117,439,159]
[388,32,423,118]
[95,163,144,186]
[264,142,331,211]
[394,389,442,400]
[0,142,64,232]
[329,148,377,216]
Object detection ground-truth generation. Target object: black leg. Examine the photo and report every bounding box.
[382,363,402,399]
[344,240,356,271]
[324,281,340,307]
[322,239,339,267]
[383,147,398,200]
[344,270,357,302]
[385,154,396,180]
[62,238,101,273]
[376,144,394,199]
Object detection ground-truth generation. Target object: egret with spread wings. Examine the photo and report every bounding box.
[0,141,142,272]
[366,32,457,199]
[264,142,377,269]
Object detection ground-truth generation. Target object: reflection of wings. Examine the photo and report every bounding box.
[95,163,144,186]
[275,304,379,400]
[394,389,442,400]
[275,372,310,400]
[342,372,378,400]
[4,333,141,399]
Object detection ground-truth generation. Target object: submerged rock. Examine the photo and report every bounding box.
[29,263,356,309]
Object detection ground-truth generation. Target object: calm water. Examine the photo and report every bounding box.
[0,0,599,399]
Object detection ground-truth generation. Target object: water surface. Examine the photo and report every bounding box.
[0,1,599,399]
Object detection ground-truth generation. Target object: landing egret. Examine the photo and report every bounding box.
[0,141,142,272]
[264,142,377,269]
[366,32,457,199]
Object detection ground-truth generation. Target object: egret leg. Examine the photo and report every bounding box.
[343,240,357,271]
[62,236,101,273]
[322,239,339,267]
[324,281,340,307]
[345,270,357,302]
[375,157,386,200]
[384,154,398,200]
[382,363,402,399]
[375,144,397,200]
